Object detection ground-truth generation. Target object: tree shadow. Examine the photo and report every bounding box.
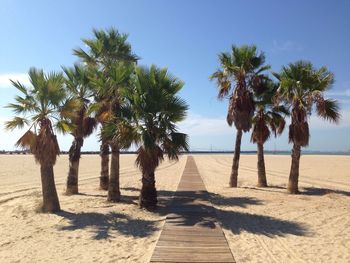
[55,210,159,240]
[76,193,106,198]
[158,189,263,208]
[302,187,350,197]
[209,194,264,208]
[79,186,309,238]
[120,195,139,205]
[155,189,309,238]
[121,187,139,192]
[77,192,139,205]
[217,209,308,237]
[240,185,287,194]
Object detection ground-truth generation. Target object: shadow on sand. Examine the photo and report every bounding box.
[302,187,350,197]
[56,186,310,240]
[241,185,350,198]
[56,210,160,240]
[155,189,309,237]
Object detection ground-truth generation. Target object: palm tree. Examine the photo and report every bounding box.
[63,64,97,195]
[89,62,135,202]
[74,28,138,198]
[273,61,340,194]
[123,65,189,209]
[210,45,270,187]
[5,68,75,212]
[251,78,288,187]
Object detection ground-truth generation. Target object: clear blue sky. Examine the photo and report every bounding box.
[1,0,349,152]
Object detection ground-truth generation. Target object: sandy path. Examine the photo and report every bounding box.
[0,154,186,263]
[194,154,350,263]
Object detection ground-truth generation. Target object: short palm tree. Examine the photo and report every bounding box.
[123,65,189,209]
[251,78,288,187]
[74,28,138,196]
[63,64,97,195]
[5,68,75,212]
[273,61,340,193]
[210,45,270,187]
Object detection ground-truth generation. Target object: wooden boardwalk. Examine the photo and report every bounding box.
[150,156,235,263]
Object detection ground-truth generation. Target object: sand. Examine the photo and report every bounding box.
[0,154,186,263]
[0,154,349,262]
[194,154,350,263]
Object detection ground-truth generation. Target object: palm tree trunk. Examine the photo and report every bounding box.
[107,144,121,202]
[139,168,157,209]
[230,129,243,187]
[40,164,60,213]
[288,143,301,194]
[66,137,83,195]
[99,137,109,190]
[257,142,268,187]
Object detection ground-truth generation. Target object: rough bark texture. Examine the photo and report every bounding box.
[288,143,301,194]
[107,144,121,202]
[230,129,243,187]
[66,137,83,195]
[40,164,60,213]
[257,142,268,187]
[139,169,157,209]
[99,139,109,190]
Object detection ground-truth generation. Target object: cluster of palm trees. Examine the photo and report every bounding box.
[5,30,340,213]
[5,28,188,213]
[211,45,340,194]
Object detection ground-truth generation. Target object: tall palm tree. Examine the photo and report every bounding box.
[74,28,138,198]
[210,45,270,187]
[251,79,288,187]
[273,61,340,194]
[123,65,189,209]
[63,64,97,195]
[89,62,135,202]
[5,68,75,212]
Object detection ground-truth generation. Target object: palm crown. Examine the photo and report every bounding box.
[63,64,97,139]
[5,68,75,165]
[211,45,270,131]
[129,65,189,171]
[89,62,135,124]
[73,28,138,70]
[273,61,340,146]
[251,79,288,144]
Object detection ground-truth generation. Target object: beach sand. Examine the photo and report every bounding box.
[195,154,350,263]
[0,154,349,262]
[0,154,186,263]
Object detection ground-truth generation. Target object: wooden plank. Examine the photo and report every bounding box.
[158,236,228,243]
[163,230,224,238]
[151,253,235,263]
[152,248,230,253]
[151,252,234,258]
[156,242,228,248]
[162,225,221,231]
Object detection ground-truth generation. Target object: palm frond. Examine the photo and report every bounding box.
[210,69,232,99]
[4,117,29,130]
[164,132,189,160]
[55,120,74,134]
[73,48,96,65]
[315,98,340,123]
[10,79,29,94]
[59,98,80,120]
[82,117,97,137]
[15,130,36,150]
